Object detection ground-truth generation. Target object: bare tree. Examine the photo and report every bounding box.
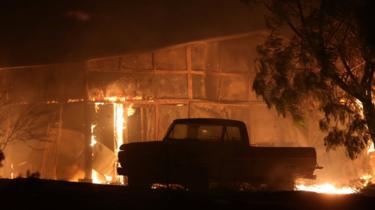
[0,83,57,161]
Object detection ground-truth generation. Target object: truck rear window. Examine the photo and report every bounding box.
[167,123,242,141]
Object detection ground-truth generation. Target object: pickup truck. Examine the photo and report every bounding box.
[117,118,320,191]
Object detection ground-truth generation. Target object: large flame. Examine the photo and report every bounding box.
[113,103,124,153]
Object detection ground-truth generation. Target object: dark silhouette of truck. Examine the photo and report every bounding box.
[117,118,320,191]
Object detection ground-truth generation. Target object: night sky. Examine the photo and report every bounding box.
[0,0,266,66]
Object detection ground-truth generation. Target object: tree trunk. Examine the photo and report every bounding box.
[363,102,375,145]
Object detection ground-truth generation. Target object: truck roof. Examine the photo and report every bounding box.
[172,118,246,126]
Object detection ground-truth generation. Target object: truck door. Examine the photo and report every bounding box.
[218,126,247,183]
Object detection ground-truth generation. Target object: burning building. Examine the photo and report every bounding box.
[0,32,373,192]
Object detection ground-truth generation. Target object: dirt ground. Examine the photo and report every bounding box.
[0,178,374,210]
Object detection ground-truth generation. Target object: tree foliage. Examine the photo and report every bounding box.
[251,0,375,159]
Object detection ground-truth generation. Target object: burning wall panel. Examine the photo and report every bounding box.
[58,63,86,100]
[55,128,85,181]
[119,53,153,71]
[0,63,86,103]
[127,105,156,142]
[158,104,188,139]
[190,35,264,73]
[154,47,187,70]
[192,74,250,101]
[219,36,262,73]
[52,103,88,181]
[155,74,188,99]
[219,75,249,101]
[191,42,220,71]
[191,43,207,71]
[192,74,206,99]
[1,67,60,102]
[189,103,227,119]
[94,104,114,149]
[87,57,120,72]
[196,74,221,100]
[88,72,155,99]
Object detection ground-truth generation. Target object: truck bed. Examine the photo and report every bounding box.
[118,141,317,187]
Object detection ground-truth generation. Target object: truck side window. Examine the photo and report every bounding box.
[169,124,188,139]
[223,126,242,141]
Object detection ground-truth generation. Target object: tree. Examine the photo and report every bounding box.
[251,0,375,159]
[0,82,57,166]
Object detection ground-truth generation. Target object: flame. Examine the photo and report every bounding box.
[104,96,126,103]
[360,174,373,187]
[90,124,97,147]
[91,169,113,184]
[295,183,357,194]
[113,103,124,152]
[91,169,102,184]
[67,98,84,103]
[104,174,113,183]
[10,163,14,179]
[368,142,375,154]
[127,104,135,117]
[295,174,373,195]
